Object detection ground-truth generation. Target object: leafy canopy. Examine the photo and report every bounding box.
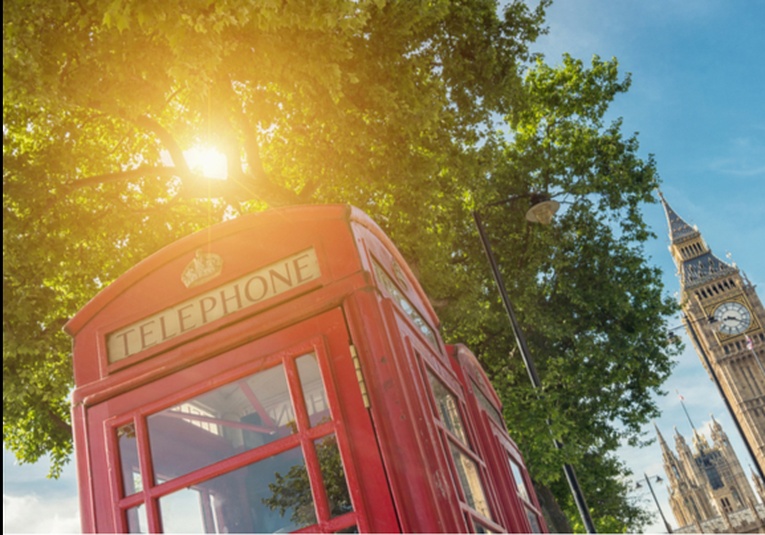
[4,1,679,531]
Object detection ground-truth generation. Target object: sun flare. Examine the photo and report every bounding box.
[184,145,228,180]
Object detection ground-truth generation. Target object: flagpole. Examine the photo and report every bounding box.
[676,391,697,433]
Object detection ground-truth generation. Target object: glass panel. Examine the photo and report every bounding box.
[159,488,207,533]
[126,503,146,533]
[470,378,504,427]
[158,447,315,533]
[428,370,468,445]
[372,260,437,346]
[296,353,330,427]
[259,447,317,531]
[148,363,295,483]
[525,508,543,533]
[470,517,489,533]
[117,422,142,495]
[509,458,530,503]
[315,435,353,518]
[450,444,491,519]
[335,525,358,533]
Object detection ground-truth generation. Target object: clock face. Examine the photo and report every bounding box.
[713,301,751,335]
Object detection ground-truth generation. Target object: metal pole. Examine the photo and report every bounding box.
[643,474,673,533]
[473,209,597,534]
[683,314,765,481]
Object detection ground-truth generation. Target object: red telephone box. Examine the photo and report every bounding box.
[66,205,547,533]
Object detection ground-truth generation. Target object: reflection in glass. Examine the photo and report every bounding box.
[470,377,504,427]
[471,519,490,533]
[525,508,543,533]
[296,354,330,427]
[372,260,438,346]
[260,447,317,530]
[510,459,542,532]
[159,488,207,533]
[157,447,315,533]
[509,458,530,502]
[148,363,295,483]
[126,503,146,533]
[117,422,142,495]
[450,444,491,519]
[428,371,468,445]
[315,435,353,517]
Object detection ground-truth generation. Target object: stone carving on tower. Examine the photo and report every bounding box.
[659,191,765,476]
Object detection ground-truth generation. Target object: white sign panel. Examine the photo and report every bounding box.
[107,248,320,363]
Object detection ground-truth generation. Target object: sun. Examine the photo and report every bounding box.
[184,145,228,180]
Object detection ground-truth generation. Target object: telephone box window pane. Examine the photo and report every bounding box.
[450,444,491,519]
[117,422,142,495]
[427,371,468,445]
[525,508,543,533]
[159,487,208,533]
[157,446,315,533]
[296,353,330,427]
[126,503,146,534]
[470,378,504,427]
[372,260,437,346]
[470,518,490,533]
[315,435,353,518]
[509,458,530,503]
[148,363,294,483]
[259,446,317,531]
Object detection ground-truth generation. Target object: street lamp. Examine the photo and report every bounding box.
[471,193,597,534]
[635,474,673,533]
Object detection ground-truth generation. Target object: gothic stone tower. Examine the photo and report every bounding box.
[660,192,765,476]
[656,424,716,528]
[657,419,763,532]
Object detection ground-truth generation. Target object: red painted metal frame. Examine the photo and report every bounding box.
[449,343,549,532]
[67,205,548,533]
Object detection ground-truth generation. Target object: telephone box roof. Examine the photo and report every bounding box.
[65,204,439,337]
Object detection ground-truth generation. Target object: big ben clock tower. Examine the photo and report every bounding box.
[659,191,765,476]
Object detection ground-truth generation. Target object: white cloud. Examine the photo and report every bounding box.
[3,493,80,533]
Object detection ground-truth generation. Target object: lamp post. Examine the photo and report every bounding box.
[635,474,673,533]
[472,193,597,534]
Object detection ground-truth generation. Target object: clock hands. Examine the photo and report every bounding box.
[713,302,751,335]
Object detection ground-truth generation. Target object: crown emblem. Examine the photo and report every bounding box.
[181,250,223,288]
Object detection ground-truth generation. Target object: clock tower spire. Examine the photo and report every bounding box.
[659,191,765,477]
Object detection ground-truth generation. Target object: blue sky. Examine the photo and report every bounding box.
[3,1,764,533]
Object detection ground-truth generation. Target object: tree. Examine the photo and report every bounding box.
[3,0,546,474]
[433,54,680,531]
[4,0,679,531]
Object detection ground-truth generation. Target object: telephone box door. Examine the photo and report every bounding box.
[86,308,397,533]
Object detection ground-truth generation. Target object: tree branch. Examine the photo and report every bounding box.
[215,78,301,206]
[48,407,73,437]
[132,115,191,175]
[66,166,182,189]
